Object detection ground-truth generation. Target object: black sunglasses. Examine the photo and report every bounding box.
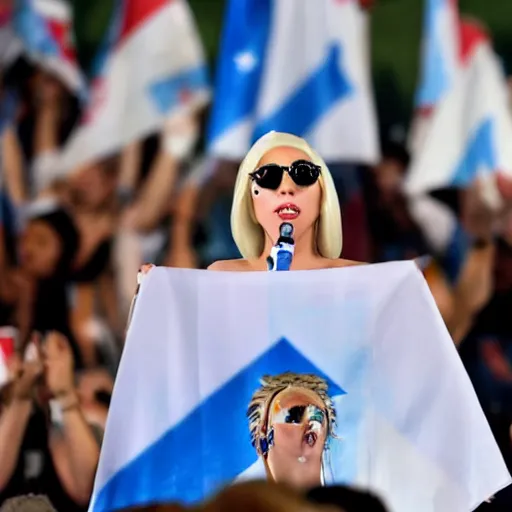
[249,160,321,190]
[272,404,326,427]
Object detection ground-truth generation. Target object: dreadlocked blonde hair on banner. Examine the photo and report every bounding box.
[247,372,337,455]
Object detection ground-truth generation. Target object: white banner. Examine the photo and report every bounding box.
[91,262,510,512]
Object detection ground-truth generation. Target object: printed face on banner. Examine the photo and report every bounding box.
[247,372,336,488]
[266,387,328,487]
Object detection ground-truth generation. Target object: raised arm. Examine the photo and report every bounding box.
[32,75,63,197]
[2,126,26,205]
[164,163,207,269]
[0,354,42,490]
[120,114,199,234]
[45,332,100,504]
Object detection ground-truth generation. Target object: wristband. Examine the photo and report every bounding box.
[61,402,80,413]
[55,390,79,409]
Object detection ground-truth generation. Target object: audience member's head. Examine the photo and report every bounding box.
[68,154,120,212]
[196,481,336,512]
[20,203,79,279]
[111,483,391,512]
[0,495,57,512]
[373,140,410,197]
[306,485,389,512]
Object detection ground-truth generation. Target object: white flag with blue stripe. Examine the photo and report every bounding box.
[90,262,510,512]
[408,4,477,282]
[207,0,379,163]
[59,0,210,173]
[415,0,459,111]
[13,0,86,97]
[409,0,459,154]
[405,19,512,198]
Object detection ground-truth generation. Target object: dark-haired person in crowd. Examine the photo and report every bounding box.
[115,113,202,316]
[459,215,512,508]
[0,331,102,511]
[0,202,81,361]
[365,141,429,263]
[1,69,79,205]
[117,481,389,512]
[63,156,121,368]
[195,481,334,512]
[0,62,120,368]
[15,68,122,367]
[366,140,500,345]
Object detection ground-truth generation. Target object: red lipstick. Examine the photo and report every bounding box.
[274,203,301,221]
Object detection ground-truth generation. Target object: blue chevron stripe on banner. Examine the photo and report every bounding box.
[94,337,345,510]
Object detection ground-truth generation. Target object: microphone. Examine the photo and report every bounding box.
[268,223,295,271]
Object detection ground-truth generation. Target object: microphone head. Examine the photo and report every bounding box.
[279,222,294,239]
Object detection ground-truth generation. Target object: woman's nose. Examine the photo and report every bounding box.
[277,173,296,196]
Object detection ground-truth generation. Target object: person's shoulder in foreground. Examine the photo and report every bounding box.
[207,258,366,271]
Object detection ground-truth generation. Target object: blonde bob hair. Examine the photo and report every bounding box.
[231,131,342,259]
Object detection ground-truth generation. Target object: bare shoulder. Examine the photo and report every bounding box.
[329,258,368,269]
[207,259,252,271]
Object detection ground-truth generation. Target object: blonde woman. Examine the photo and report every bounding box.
[209,131,361,271]
[136,130,470,337]
[139,130,361,279]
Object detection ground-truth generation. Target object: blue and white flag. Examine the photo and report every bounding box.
[207,0,379,164]
[407,5,490,283]
[405,19,512,202]
[415,0,459,112]
[13,0,86,96]
[409,0,459,154]
[90,262,510,512]
[59,0,210,172]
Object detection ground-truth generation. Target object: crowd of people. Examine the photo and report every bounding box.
[0,22,511,511]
